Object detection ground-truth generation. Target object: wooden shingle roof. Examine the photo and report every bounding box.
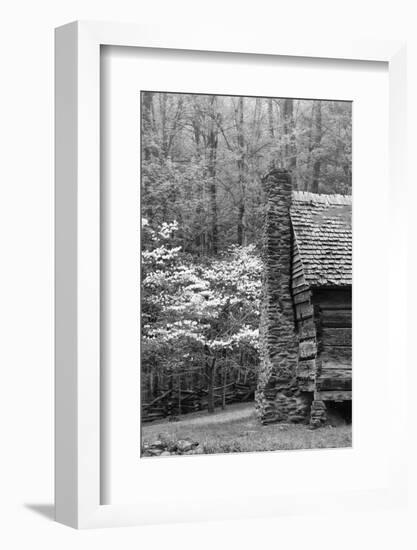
[290,191,352,287]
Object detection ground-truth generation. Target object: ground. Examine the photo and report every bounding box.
[141,402,352,456]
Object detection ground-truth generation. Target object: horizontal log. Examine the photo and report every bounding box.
[316,304,351,311]
[320,367,352,377]
[200,383,235,393]
[297,360,316,392]
[298,380,315,392]
[297,372,315,384]
[320,345,352,363]
[297,358,316,374]
[312,289,352,307]
[316,390,352,401]
[320,359,351,370]
[317,368,352,390]
[293,290,312,305]
[298,318,316,340]
[321,327,352,347]
[292,283,311,296]
[317,379,351,391]
[321,308,352,328]
[295,302,314,320]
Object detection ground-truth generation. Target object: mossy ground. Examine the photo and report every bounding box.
[142,402,352,456]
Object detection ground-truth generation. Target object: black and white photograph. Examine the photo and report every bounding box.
[140,91,352,457]
[1,0,413,542]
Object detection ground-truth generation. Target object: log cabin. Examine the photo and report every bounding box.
[256,169,352,427]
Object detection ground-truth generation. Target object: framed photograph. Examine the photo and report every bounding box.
[55,21,407,528]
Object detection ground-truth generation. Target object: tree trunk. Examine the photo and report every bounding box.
[267,98,278,170]
[142,91,154,161]
[304,103,315,189]
[141,92,155,223]
[237,203,245,246]
[221,354,227,410]
[207,96,218,254]
[236,97,246,245]
[282,99,297,185]
[311,101,322,193]
[177,373,182,416]
[268,98,275,140]
[207,356,217,414]
[159,94,169,157]
[166,96,183,159]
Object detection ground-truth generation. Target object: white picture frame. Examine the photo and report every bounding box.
[55,21,407,529]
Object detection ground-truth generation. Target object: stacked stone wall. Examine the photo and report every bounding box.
[255,169,310,424]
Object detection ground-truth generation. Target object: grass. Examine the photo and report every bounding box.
[142,402,352,456]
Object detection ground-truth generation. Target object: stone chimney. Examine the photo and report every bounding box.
[256,169,307,424]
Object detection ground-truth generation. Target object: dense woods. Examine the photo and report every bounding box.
[141,92,352,421]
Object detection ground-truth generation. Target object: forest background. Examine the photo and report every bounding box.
[141,92,352,421]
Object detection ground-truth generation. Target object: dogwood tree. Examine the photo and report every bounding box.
[142,218,261,412]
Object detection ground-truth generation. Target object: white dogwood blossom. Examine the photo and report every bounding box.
[141,221,262,367]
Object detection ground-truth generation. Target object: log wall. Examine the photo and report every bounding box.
[313,288,352,395]
[292,241,317,395]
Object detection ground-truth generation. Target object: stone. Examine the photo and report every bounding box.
[309,399,327,427]
[288,415,306,423]
[146,448,163,456]
[256,169,302,424]
[176,439,198,453]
